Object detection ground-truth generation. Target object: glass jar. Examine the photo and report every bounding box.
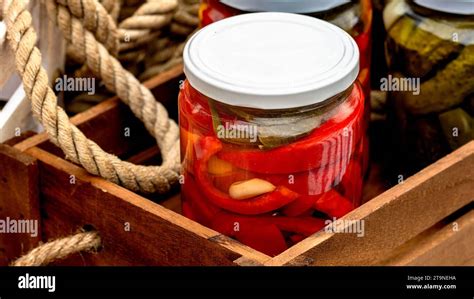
[199,0,373,99]
[384,0,474,173]
[180,13,365,256]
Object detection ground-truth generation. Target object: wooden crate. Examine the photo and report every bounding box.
[1,65,473,266]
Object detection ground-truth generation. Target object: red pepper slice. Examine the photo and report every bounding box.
[263,216,326,237]
[281,195,317,217]
[236,224,288,257]
[216,85,364,174]
[194,136,299,215]
[340,158,363,206]
[211,212,325,238]
[210,213,324,256]
[209,213,288,256]
[313,189,354,218]
[181,175,221,226]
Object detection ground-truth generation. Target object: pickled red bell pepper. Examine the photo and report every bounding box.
[216,85,364,174]
[211,212,326,237]
[236,224,288,257]
[340,158,363,205]
[194,136,299,215]
[282,188,355,219]
[185,176,324,239]
[266,216,326,236]
[182,174,220,226]
[210,213,288,256]
[282,194,317,217]
[313,189,354,218]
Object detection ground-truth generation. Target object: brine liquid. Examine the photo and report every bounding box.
[179,82,366,256]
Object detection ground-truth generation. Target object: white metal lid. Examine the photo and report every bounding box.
[220,0,351,14]
[414,0,474,15]
[183,12,359,109]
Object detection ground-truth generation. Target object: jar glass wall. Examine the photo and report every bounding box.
[181,12,364,256]
[179,81,365,256]
[384,0,474,172]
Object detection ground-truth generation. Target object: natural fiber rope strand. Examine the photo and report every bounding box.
[119,0,177,51]
[45,0,181,175]
[11,232,101,266]
[55,0,119,55]
[3,0,181,193]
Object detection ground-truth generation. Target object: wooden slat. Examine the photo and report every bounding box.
[25,146,269,265]
[0,144,40,265]
[266,141,474,266]
[380,208,474,266]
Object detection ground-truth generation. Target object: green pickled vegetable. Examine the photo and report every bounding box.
[256,116,322,149]
[400,45,474,114]
[439,108,474,150]
[209,90,348,149]
[388,16,463,78]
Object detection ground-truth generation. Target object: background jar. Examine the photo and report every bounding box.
[180,13,365,256]
[383,0,474,174]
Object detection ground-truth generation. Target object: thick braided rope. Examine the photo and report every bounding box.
[140,36,189,81]
[45,0,181,161]
[119,0,177,51]
[171,0,198,36]
[100,0,121,21]
[139,0,198,80]
[4,0,181,193]
[55,0,119,55]
[11,232,101,266]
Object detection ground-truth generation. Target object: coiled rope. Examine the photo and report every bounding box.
[11,231,101,266]
[0,0,198,265]
[2,0,183,194]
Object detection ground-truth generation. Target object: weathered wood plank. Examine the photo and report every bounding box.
[0,144,40,265]
[380,208,474,266]
[266,141,474,266]
[26,146,268,265]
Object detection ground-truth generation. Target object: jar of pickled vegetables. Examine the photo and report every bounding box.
[199,0,373,100]
[384,0,474,172]
[180,13,365,256]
